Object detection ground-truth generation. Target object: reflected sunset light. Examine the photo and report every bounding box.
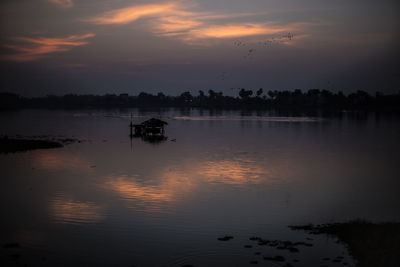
[104,171,195,211]
[33,150,92,172]
[103,155,282,211]
[51,197,105,224]
[199,158,268,185]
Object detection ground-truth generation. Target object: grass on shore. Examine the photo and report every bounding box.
[290,220,400,267]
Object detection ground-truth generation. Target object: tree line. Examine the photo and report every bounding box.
[1,89,399,111]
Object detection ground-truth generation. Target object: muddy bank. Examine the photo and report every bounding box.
[290,221,400,267]
[0,137,63,153]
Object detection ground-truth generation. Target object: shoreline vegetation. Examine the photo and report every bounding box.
[289,220,400,267]
[1,89,399,111]
[0,136,79,153]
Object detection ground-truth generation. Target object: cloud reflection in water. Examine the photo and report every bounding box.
[33,150,92,172]
[104,171,195,212]
[103,155,282,211]
[51,195,105,224]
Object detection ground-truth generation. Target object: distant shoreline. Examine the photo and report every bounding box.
[289,220,400,267]
[1,90,399,111]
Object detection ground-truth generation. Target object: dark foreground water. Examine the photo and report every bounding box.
[1,109,399,267]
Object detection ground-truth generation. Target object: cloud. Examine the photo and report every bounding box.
[2,33,95,61]
[189,24,286,38]
[48,0,74,8]
[154,16,203,33]
[169,23,292,42]
[86,2,182,24]
[155,20,305,46]
[87,2,305,45]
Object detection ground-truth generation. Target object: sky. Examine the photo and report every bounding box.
[0,0,399,96]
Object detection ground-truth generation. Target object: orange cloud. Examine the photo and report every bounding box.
[86,2,304,45]
[178,23,292,42]
[193,24,286,38]
[87,3,180,24]
[48,0,74,8]
[154,16,203,34]
[3,33,95,61]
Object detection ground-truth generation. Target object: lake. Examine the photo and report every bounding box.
[1,109,399,266]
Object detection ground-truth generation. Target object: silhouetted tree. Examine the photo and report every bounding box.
[268,90,277,99]
[1,89,399,111]
[208,89,216,99]
[239,88,253,99]
[256,88,263,97]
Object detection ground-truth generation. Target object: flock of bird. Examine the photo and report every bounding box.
[217,32,295,80]
[236,32,295,59]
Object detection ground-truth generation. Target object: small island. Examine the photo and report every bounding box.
[0,136,63,154]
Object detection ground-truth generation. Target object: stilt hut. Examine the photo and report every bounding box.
[142,118,168,136]
[131,118,168,137]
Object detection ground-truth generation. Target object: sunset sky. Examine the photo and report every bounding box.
[1,0,399,96]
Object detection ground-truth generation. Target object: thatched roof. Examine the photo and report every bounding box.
[141,118,168,126]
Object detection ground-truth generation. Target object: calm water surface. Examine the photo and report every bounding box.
[1,109,399,266]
